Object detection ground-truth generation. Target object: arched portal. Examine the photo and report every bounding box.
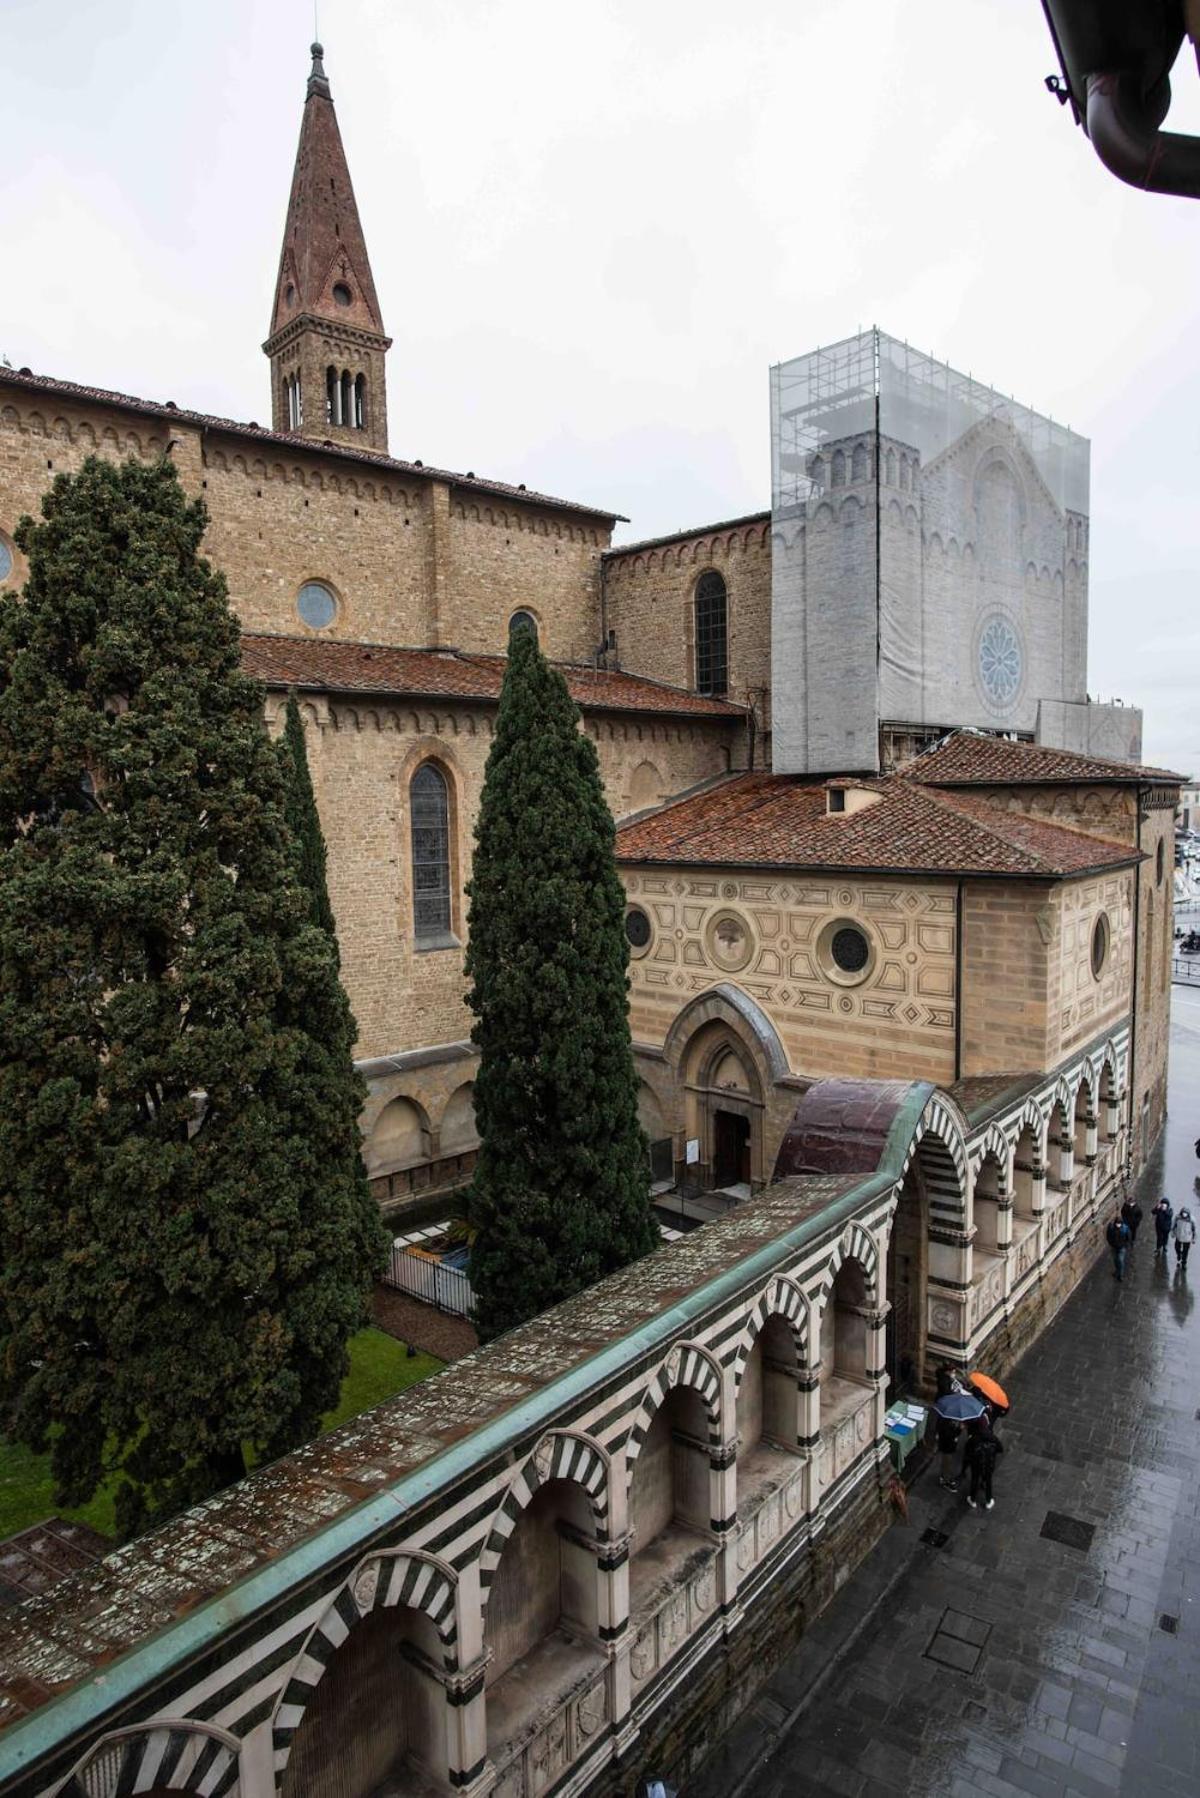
[886,1160,927,1396]
[677,1018,765,1193]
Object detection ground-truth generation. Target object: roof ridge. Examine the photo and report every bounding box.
[617,772,778,856]
[907,783,1051,875]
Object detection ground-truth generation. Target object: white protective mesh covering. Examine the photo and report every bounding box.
[770,329,1092,775]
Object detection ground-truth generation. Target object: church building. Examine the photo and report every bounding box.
[0,43,1178,1238]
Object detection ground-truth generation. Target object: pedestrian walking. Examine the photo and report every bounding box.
[1174,1207,1195,1269]
[1152,1197,1174,1257]
[1121,1195,1144,1243]
[963,1414,1003,1510]
[1106,1211,1130,1281]
[932,1366,961,1489]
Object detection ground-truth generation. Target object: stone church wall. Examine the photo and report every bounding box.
[604,517,773,745]
[0,384,610,660]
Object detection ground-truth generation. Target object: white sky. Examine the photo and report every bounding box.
[2,0,1198,773]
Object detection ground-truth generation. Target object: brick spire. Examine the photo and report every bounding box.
[264,43,391,451]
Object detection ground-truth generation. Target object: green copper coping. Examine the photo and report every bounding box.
[0,1079,934,1783]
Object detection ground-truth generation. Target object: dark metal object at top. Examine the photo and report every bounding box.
[1040,0,1200,196]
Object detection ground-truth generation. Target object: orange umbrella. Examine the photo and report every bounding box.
[969,1371,1010,1411]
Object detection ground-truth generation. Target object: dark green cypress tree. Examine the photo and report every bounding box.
[465,625,659,1340]
[0,456,389,1536]
[278,689,338,944]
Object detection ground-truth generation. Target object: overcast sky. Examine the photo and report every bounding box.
[2,0,1198,772]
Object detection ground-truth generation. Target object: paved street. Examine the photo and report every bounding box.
[689,988,1200,1798]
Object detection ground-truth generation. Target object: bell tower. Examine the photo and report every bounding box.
[264,44,391,453]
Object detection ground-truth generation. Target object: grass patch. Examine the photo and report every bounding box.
[0,1326,441,1545]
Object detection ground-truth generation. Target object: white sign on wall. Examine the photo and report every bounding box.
[685,1138,700,1165]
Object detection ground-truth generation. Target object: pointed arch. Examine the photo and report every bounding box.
[480,1429,612,1598]
[57,1721,241,1798]
[624,1340,724,1492]
[970,1123,1011,1184]
[896,1092,970,1227]
[1009,1097,1047,1162]
[731,1274,811,1387]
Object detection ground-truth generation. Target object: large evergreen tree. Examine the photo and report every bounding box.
[465,625,659,1339]
[278,689,338,944]
[0,456,388,1536]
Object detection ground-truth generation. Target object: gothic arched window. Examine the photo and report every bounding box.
[340,370,353,427]
[831,448,846,488]
[411,763,452,942]
[694,571,728,698]
[326,365,340,426]
[509,609,538,643]
[354,373,366,430]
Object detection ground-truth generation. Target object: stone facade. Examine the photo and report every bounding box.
[0,1048,1131,1798]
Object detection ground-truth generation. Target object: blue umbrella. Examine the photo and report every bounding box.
[932,1392,986,1422]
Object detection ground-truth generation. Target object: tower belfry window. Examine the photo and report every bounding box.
[340,369,352,427]
[695,571,728,698]
[326,365,339,426]
[354,373,366,430]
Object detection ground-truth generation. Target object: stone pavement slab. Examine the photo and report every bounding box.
[685,988,1200,1798]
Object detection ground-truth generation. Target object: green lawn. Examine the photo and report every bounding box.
[0,1327,442,1543]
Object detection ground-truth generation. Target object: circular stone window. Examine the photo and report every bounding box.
[0,536,12,586]
[705,909,753,973]
[1091,913,1110,980]
[332,282,353,307]
[297,581,337,630]
[976,612,1025,711]
[817,916,876,986]
[625,906,652,956]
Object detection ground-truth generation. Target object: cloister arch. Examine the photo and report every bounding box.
[480,1429,612,1597]
[273,1551,462,1792]
[1011,1102,1045,1223]
[1074,1067,1097,1163]
[57,1724,241,1798]
[624,1341,724,1491]
[888,1095,969,1392]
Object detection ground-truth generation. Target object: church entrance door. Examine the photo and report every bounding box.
[713,1110,750,1189]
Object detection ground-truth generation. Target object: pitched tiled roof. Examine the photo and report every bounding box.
[907,729,1183,788]
[616,772,1140,878]
[240,634,746,720]
[0,367,623,524]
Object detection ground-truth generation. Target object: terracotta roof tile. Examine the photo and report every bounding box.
[616,772,1140,879]
[907,729,1183,787]
[240,633,746,721]
[0,368,622,524]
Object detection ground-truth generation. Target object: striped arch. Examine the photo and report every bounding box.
[898,1091,970,1226]
[1050,1073,1075,1126]
[480,1428,612,1598]
[970,1123,1012,1188]
[271,1550,459,1781]
[1073,1058,1099,1111]
[731,1274,811,1387]
[57,1722,240,1798]
[624,1340,724,1494]
[813,1221,881,1315]
[1010,1097,1047,1161]
[1097,1037,1124,1095]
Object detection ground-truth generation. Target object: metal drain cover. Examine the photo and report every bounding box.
[925,1607,991,1674]
[1160,1613,1180,1634]
[920,1527,949,1549]
[1040,1511,1096,1552]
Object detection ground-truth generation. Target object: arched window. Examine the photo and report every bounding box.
[509,609,538,643]
[851,441,869,483]
[354,373,366,430]
[326,365,340,426]
[694,571,728,698]
[411,763,452,942]
[340,370,353,426]
[830,448,846,487]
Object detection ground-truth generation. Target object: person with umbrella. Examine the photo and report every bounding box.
[931,1365,963,1489]
[932,1386,986,1490]
[1152,1196,1174,1258]
[962,1411,1004,1510]
[969,1371,1010,1426]
[1106,1208,1131,1281]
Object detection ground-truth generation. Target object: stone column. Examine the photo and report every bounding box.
[926,1223,972,1376]
[599,1531,635,1749]
[442,1655,491,1795]
[797,1368,822,1513]
[862,1303,891,1439]
[711,1437,740,1627]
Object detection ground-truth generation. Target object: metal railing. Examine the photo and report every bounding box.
[385,1244,476,1318]
[1171,956,1200,987]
